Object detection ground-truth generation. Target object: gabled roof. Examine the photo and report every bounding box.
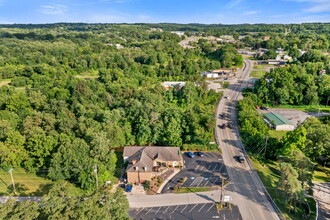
[124,146,181,172]
[264,112,293,126]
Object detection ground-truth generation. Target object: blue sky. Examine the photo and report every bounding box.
[0,0,329,24]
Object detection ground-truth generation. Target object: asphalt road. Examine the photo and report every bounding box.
[215,59,281,220]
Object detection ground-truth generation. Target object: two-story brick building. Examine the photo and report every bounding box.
[123,146,183,184]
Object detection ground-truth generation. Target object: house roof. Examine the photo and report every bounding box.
[264,112,293,126]
[124,146,181,172]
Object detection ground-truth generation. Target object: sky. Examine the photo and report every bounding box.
[0,0,329,24]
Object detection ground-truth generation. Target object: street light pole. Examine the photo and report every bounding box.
[8,168,16,194]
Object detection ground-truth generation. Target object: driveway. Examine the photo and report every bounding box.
[161,152,227,193]
[313,182,330,220]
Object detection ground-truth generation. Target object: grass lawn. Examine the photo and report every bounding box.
[313,166,330,182]
[251,70,266,78]
[251,158,315,220]
[175,187,212,194]
[268,130,288,139]
[253,64,274,69]
[0,169,53,196]
[272,105,330,113]
[0,169,84,196]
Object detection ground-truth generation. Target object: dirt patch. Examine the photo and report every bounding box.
[0,81,11,86]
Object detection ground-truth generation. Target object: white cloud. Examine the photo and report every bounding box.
[225,0,244,8]
[38,4,68,15]
[243,11,259,15]
[289,0,330,12]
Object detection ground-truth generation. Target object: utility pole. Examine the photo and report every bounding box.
[93,164,99,189]
[264,136,269,158]
[8,168,16,194]
[220,176,224,204]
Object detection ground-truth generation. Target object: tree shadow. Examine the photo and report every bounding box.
[29,183,53,196]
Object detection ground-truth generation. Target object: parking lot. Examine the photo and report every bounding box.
[162,152,227,193]
[128,203,242,220]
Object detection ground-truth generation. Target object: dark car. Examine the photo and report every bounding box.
[219,114,224,118]
[186,152,195,158]
[196,152,204,157]
[125,184,133,192]
[227,123,233,129]
[221,123,226,129]
[237,156,245,163]
[260,106,269,110]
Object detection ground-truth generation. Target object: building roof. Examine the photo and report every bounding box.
[124,146,181,172]
[264,112,293,126]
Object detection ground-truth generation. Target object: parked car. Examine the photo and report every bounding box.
[125,184,133,192]
[227,123,233,129]
[224,96,230,99]
[237,156,245,163]
[221,123,226,129]
[219,114,224,118]
[260,106,269,110]
[196,152,204,157]
[186,152,195,158]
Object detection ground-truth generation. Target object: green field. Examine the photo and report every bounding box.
[273,105,330,113]
[268,130,288,139]
[253,64,275,69]
[251,70,266,78]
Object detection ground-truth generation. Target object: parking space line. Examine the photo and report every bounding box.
[207,164,213,170]
[181,205,188,213]
[172,205,179,214]
[207,203,215,212]
[203,178,210,187]
[196,177,204,187]
[198,203,207,212]
[135,208,144,216]
[211,177,219,186]
[164,206,170,213]
[212,164,218,171]
[203,152,211,158]
[215,164,223,172]
[155,207,161,214]
[189,204,198,213]
[146,208,153,214]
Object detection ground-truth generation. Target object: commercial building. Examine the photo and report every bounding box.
[123,146,183,184]
[263,112,295,131]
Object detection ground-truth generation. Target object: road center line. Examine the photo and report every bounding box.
[249,207,256,220]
